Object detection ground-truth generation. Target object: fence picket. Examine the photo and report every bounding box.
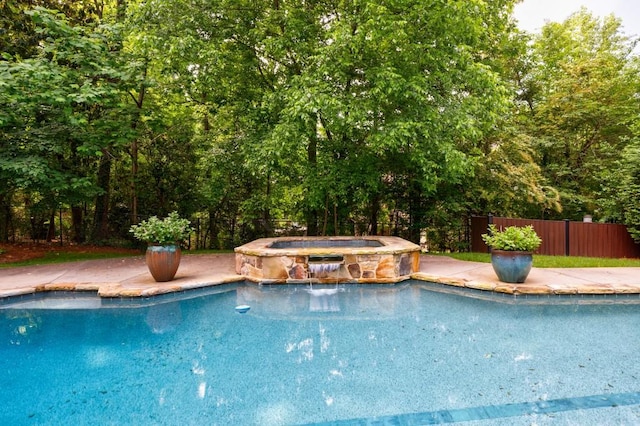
[471,216,640,258]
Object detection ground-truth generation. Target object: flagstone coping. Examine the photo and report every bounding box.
[0,254,639,299]
[410,272,640,295]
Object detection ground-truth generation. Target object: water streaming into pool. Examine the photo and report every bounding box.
[1,282,639,425]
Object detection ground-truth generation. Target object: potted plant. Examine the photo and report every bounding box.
[130,212,193,282]
[482,224,542,283]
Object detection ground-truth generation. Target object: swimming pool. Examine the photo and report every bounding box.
[1,282,639,425]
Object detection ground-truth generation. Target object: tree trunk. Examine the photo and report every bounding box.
[116,0,127,21]
[130,137,138,224]
[305,132,319,236]
[92,152,111,241]
[71,205,85,243]
[262,172,272,237]
[407,181,425,244]
[321,195,329,236]
[46,210,56,242]
[0,191,11,241]
[369,192,380,235]
[208,207,219,249]
[129,65,147,226]
[306,210,319,236]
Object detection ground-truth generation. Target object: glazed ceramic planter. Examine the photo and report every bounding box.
[145,244,181,282]
[490,250,533,283]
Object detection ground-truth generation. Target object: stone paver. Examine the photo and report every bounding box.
[415,255,640,295]
[1,253,639,299]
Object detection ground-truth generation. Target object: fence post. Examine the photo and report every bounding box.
[564,219,570,256]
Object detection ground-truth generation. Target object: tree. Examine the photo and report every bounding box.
[615,140,640,242]
[0,0,104,59]
[134,0,518,242]
[0,8,136,241]
[526,9,640,220]
[599,117,640,242]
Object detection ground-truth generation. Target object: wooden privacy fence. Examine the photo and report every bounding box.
[471,216,640,258]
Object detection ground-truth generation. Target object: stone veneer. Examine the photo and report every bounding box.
[234,236,421,284]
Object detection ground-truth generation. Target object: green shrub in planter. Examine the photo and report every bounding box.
[129,212,193,282]
[482,224,542,252]
[482,224,542,283]
[129,211,193,245]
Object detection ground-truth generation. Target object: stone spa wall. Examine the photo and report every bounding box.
[234,236,421,284]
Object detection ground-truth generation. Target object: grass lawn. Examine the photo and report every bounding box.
[2,244,639,269]
[438,252,640,268]
[0,247,232,268]
[0,251,141,268]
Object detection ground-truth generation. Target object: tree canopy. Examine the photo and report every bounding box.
[528,9,640,220]
[1,1,639,248]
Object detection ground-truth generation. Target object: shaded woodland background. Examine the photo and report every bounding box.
[1,0,639,251]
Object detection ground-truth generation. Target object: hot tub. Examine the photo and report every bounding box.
[234,236,421,283]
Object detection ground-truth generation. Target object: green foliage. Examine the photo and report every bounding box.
[482,224,542,252]
[2,1,638,251]
[599,138,640,242]
[618,143,640,242]
[0,0,104,59]
[525,9,640,220]
[132,0,517,242]
[129,212,193,245]
[0,8,139,238]
[470,132,562,218]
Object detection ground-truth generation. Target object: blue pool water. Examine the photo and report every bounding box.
[1,282,639,425]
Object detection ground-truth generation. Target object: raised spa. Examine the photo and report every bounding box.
[235,236,421,283]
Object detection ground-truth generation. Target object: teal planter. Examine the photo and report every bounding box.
[490,250,533,283]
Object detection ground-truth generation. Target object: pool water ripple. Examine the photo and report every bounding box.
[1,282,639,425]
[305,391,640,425]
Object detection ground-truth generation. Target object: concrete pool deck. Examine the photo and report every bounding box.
[0,253,639,299]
